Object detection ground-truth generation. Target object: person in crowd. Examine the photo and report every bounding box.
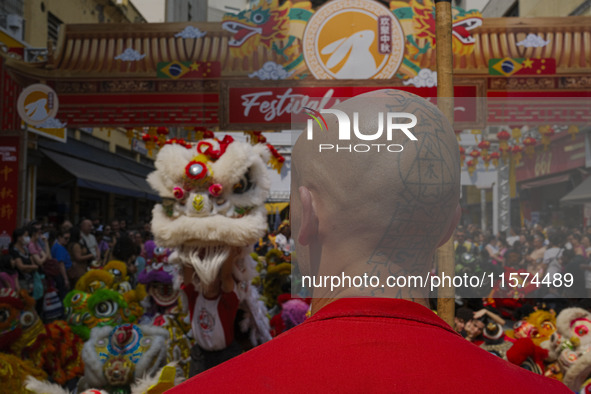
[51,229,72,294]
[183,247,243,377]
[525,233,547,276]
[582,235,591,256]
[9,227,39,296]
[120,219,128,234]
[27,223,67,298]
[520,233,531,256]
[67,227,94,286]
[1,245,18,290]
[168,90,567,392]
[111,219,121,239]
[504,241,524,269]
[98,226,112,263]
[562,249,587,298]
[60,220,73,234]
[80,219,100,262]
[485,235,505,268]
[101,234,118,266]
[27,223,51,270]
[463,318,485,344]
[569,233,587,257]
[107,235,139,285]
[506,227,520,247]
[131,230,147,273]
[544,232,565,278]
[133,231,146,257]
[274,221,292,253]
[472,230,485,252]
[454,226,474,254]
[454,306,474,333]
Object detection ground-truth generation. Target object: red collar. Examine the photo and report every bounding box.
[307,298,459,336]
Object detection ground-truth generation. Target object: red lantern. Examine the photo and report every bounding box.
[194,127,213,140]
[512,145,523,165]
[499,145,511,164]
[568,125,579,140]
[497,130,511,151]
[459,146,466,167]
[489,151,500,167]
[523,137,537,158]
[142,133,156,155]
[481,153,491,170]
[478,140,491,156]
[467,159,476,175]
[469,149,481,160]
[156,127,169,145]
[539,125,554,151]
[126,127,135,144]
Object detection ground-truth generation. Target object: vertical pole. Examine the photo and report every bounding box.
[435,0,455,328]
[481,188,487,231]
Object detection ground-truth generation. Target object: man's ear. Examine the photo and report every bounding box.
[438,203,462,247]
[297,186,318,246]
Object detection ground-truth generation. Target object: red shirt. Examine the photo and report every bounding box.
[167,298,570,393]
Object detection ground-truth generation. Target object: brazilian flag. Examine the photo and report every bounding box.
[489,58,523,77]
[157,62,190,79]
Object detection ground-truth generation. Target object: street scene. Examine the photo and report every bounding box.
[0,0,590,392]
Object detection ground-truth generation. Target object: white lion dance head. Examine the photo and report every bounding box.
[147,136,272,285]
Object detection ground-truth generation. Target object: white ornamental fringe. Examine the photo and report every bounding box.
[177,244,230,286]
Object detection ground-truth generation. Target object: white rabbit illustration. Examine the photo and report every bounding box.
[24,98,49,121]
[321,30,377,79]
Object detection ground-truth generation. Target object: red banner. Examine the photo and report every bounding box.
[226,85,479,127]
[0,136,19,244]
[515,133,585,182]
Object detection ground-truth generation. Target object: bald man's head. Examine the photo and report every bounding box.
[291,90,460,276]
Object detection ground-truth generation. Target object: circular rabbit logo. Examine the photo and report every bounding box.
[17,84,60,126]
[303,0,404,80]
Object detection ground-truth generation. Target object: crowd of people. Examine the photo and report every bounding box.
[1,218,153,321]
[452,223,591,341]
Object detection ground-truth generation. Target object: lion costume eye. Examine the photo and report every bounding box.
[0,308,10,323]
[83,312,93,323]
[233,170,254,194]
[95,300,118,318]
[71,293,82,304]
[20,311,36,328]
[542,321,555,331]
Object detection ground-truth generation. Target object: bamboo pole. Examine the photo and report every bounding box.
[435,0,456,328]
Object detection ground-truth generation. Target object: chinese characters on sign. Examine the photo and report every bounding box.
[378,16,392,55]
[0,137,19,241]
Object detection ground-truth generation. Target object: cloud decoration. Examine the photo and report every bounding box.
[37,117,67,129]
[175,26,207,39]
[248,62,293,80]
[516,33,550,48]
[114,48,146,61]
[402,68,437,88]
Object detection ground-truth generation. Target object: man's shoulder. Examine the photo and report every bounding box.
[169,299,570,393]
